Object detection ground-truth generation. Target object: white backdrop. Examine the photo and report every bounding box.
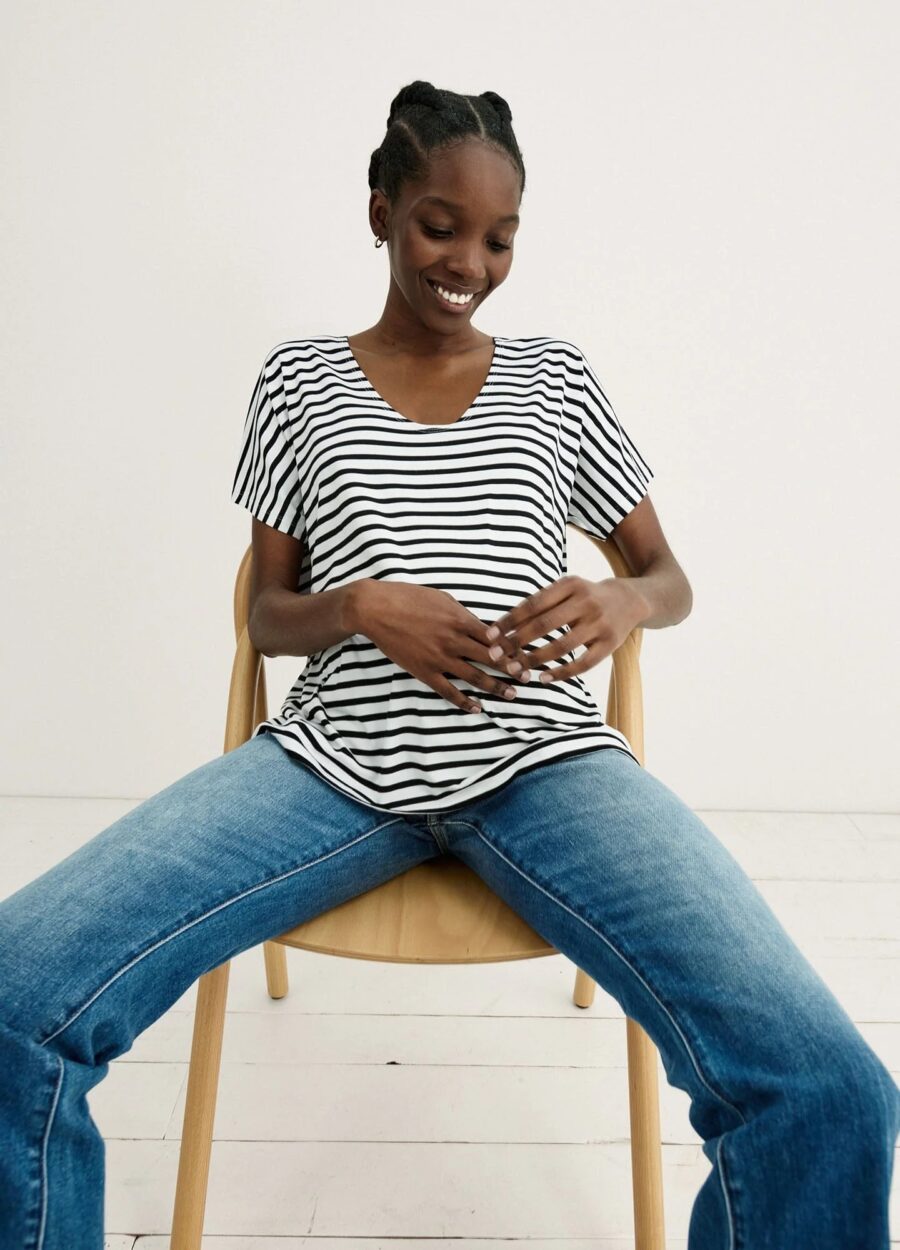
[2,0,897,809]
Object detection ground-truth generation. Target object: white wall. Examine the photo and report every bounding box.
[2,0,897,810]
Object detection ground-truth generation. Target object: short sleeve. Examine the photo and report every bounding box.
[230,349,307,540]
[566,345,655,542]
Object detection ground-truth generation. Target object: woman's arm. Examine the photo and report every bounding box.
[618,551,693,630]
[605,495,693,630]
[247,517,371,658]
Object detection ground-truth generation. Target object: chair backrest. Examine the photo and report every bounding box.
[225,526,647,964]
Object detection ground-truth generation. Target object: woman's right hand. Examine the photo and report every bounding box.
[348,580,533,714]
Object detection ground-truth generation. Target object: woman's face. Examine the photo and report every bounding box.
[370,137,521,337]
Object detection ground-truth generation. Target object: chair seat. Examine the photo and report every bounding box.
[272,854,559,964]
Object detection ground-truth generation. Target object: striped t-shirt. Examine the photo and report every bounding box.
[231,335,654,814]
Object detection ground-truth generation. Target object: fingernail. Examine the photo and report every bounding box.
[489,644,503,660]
[520,669,532,681]
[503,688,517,699]
[507,660,522,674]
[486,625,500,640]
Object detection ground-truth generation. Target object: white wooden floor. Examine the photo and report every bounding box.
[1,798,898,1249]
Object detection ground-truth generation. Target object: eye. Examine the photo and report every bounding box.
[422,224,511,253]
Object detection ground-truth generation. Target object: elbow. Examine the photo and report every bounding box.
[247,612,272,658]
[679,574,694,623]
[659,550,693,624]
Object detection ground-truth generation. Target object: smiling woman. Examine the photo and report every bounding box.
[228,80,669,812]
[356,81,523,353]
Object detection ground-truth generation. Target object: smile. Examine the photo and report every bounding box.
[426,278,477,311]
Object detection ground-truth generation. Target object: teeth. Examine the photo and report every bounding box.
[430,280,474,305]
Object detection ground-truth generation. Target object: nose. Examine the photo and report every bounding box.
[445,246,486,286]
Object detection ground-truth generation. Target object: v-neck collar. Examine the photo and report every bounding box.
[341,335,500,427]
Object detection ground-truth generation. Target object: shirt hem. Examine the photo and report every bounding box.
[253,721,641,816]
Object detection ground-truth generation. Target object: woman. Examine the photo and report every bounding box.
[1,80,897,1250]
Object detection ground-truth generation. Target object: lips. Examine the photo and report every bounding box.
[425,277,481,312]
[427,278,480,296]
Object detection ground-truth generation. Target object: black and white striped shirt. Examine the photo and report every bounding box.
[231,335,654,814]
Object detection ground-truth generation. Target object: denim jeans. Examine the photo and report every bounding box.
[0,731,897,1249]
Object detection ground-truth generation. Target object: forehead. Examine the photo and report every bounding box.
[416,194,520,224]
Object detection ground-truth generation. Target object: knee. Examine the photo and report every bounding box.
[814,1033,900,1147]
[863,1053,900,1142]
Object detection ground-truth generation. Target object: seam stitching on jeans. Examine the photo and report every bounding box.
[717,1134,739,1250]
[34,1052,64,1250]
[457,817,746,1249]
[36,817,405,1049]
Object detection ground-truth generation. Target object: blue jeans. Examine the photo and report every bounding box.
[0,732,897,1249]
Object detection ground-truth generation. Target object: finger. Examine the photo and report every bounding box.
[538,640,608,683]
[462,635,532,683]
[470,621,532,680]
[485,594,538,643]
[458,660,519,702]
[484,643,533,682]
[484,626,523,663]
[504,651,533,681]
[433,674,484,714]
[489,590,582,651]
[527,623,595,669]
[537,655,593,683]
[505,603,582,651]
[486,579,576,643]
[537,662,573,684]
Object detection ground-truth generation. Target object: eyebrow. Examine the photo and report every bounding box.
[418,195,520,224]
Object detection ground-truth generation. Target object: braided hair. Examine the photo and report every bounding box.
[367,80,526,206]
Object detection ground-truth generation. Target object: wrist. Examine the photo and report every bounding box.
[629,579,653,627]
[607,576,651,628]
[340,578,375,635]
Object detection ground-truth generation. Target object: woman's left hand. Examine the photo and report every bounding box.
[485,575,647,684]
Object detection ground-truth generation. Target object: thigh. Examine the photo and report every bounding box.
[446,748,893,1133]
[0,733,434,1066]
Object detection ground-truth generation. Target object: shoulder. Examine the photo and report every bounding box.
[263,335,347,373]
[497,335,586,365]
[547,337,588,366]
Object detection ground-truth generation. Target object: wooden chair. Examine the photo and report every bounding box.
[168,526,666,1249]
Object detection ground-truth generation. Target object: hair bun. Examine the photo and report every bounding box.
[387,80,443,127]
[478,91,512,124]
[372,81,525,205]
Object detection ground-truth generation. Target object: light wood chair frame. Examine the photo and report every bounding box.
[168,526,666,1249]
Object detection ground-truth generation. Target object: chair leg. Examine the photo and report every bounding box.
[169,960,231,1250]
[626,1015,666,1250]
[572,965,596,1008]
[263,939,289,999]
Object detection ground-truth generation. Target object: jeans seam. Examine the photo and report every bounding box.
[36,816,406,1049]
[456,817,746,1250]
[426,815,450,853]
[717,1134,739,1250]
[31,1052,64,1250]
